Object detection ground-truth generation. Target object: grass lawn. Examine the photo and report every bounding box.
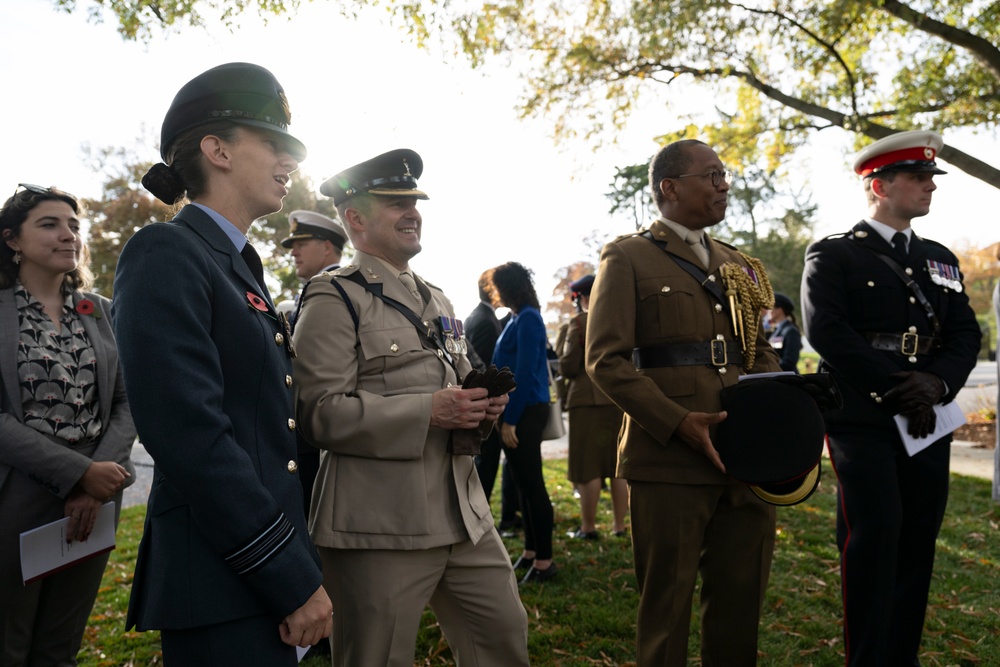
[77,458,999,666]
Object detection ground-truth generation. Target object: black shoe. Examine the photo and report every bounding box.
[520,562,558,585]
[512,555,535,571]
[569,529,599,541]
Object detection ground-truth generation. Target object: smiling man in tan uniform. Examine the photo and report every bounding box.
[291,149,529,667]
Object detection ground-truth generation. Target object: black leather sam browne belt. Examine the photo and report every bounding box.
[867,331,941,356]
[633,338,745,369]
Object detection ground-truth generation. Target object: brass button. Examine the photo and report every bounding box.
[715,304,723,312]
[855,230,868,238]
[908,325,917,333]
[390,343,399,353]
[287,460,298,473]
[285,375,293,387]
[661,286,671,293]
[909,297,916,304]
[437,349,444,358]
[867,281,875,287]
[908,356,918,364]
[707,275,716,282]
[718,367,727,375]
[275,332,284,346]
[905,267,913,275]
[287,418,296,431]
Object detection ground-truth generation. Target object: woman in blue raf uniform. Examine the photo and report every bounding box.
[801,130,981,666]
[766,292,802,372]
[112,63,331,665]
[0,185,135,665]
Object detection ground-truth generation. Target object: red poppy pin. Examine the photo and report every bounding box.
[75,299,101,319]
[246,291,269,312]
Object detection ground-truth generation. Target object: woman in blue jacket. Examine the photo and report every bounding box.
[491,261,558,584]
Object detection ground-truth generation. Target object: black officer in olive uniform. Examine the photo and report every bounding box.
[801,130,981,666]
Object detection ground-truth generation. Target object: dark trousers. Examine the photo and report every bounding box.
[501,403,554,560]
[160,613,298,666]
[475,429,520,524]
[827,428,950,667]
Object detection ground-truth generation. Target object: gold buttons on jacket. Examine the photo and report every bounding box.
[905,267,913,276]
[390,343,399,353]
[867,281,875,287]
[855,230,868,238]
[275,333,284,346]
[715,303,723,312]
[661,286,671,293]
[287,460,298,473]
[909,297,916,304]
[870,392,882,404]
[287,418,296,431]
[285,375,293,387]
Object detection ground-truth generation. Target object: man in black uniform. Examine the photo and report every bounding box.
[801,130,981,666]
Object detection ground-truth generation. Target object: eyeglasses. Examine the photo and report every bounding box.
[665,170,733,188]
[13,183,77,200]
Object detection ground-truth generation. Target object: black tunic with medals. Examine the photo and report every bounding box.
[801,220,980,432]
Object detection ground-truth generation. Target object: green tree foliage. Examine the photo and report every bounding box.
[60,0,1000,188]
[81,143,176,296]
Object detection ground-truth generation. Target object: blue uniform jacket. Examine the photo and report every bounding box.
[113,205,322,630]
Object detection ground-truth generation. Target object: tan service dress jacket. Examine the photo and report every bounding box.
[586,220,781,486]
[292,251,493,551]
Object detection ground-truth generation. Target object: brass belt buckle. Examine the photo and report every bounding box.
[900,332,919,356]
[710,339,728,367]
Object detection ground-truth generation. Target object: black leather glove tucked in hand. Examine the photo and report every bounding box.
[882,371,945,413]
[902,403,937,439]
[462,365,517,397]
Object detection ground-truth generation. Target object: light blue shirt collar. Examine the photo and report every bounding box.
[191,203,249,251]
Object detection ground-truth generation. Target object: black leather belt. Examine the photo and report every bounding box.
[867,332,941,356]
[633,340,745,369]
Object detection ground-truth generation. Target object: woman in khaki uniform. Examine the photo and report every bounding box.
[558,274,627,539]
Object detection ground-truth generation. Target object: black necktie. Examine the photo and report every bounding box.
[891,232,909,264]
[240,243,269,297]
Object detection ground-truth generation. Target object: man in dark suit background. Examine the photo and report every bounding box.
[466,270,521,536]
[801,130,981,666]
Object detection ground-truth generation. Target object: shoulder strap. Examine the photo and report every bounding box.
[339,271,458,373]
[640,230,727,306]
[853,238,941,335]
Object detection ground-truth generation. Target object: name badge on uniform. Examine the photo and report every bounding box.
[926,260,963,292]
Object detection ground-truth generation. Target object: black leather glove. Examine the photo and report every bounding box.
[902,403,937,439]
[883,371,945,413]
[463,365,517,397]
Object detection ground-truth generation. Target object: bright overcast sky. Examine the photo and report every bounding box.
[4,1,999,319]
